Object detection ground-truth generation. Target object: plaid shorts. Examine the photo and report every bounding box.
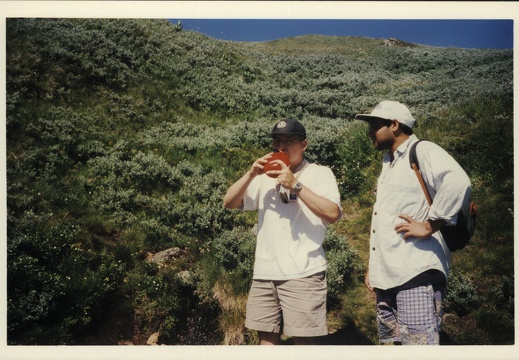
[375,284,444,345]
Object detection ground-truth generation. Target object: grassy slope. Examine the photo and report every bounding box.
[6,19,513,345]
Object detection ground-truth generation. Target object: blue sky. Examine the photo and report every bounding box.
[0,1,514,49]
[172,19,513,49]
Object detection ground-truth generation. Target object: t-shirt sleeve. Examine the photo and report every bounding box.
[312,166,343,217]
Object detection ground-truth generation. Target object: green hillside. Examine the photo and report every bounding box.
[6,18,514,345]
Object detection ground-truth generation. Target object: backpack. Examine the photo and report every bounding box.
[409,139,477,252]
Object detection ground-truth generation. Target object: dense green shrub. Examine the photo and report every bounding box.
[332,121,380,199]
[474,308,514,344]
[494,275,514,317]
[444,270,482,317]
[7,212,125,344]
[122,261,219,345]
[85,145,235,246]
[324,228,363,305]
[197,227,256,299]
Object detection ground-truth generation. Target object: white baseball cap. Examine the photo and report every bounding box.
[355,100,416,129]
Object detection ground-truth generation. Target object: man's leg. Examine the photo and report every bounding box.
[258,331,281,345]
[245,280,282,345]
[277,272,328,341]
[396,284,444,345]
[375,289,401,344]
[292,336,322,345]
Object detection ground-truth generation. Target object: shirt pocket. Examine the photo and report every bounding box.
[379,180,425,218]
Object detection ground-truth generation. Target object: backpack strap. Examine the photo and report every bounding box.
[409,139,433,205]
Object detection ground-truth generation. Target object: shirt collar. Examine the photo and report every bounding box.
[396,134,417,156]
[293,158,309,173]
[385,134,417,166]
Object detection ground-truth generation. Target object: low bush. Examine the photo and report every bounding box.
[324,228,364,306]
[7,212,125,344]
[444,269,482,317]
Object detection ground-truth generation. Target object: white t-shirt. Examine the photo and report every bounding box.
[241,163,342,280]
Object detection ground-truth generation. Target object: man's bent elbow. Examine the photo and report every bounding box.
[326,206,342,224]
[223,197,241,209]
[222,198,232,209]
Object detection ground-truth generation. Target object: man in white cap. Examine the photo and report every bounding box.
[355,101,471,345]
[223,118,342,345]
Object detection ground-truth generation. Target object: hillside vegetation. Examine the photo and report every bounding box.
[6,18,514,345]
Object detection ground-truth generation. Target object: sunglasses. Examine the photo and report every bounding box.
[368,120,392,134]
[272,137,303,148]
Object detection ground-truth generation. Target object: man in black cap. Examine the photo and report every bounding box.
[223,118,342,345]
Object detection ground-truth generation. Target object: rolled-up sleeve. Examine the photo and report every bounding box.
[421,146,472,225]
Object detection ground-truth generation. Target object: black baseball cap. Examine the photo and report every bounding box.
[271,119,307,138]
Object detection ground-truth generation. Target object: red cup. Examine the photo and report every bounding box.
[264,151,290,178]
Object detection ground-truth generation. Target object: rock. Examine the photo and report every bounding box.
[384,38,414,47]
[177,270,193,284]
[145,247,190,265]
[144,252,154,262]
[146,332,159,345]
[118,340,134,345]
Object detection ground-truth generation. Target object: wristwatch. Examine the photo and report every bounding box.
[291,181,303,195]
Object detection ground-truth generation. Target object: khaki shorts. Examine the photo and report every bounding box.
[245,271,328,337]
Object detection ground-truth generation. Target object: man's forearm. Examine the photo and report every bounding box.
[297,185,341,224]
[223,171,255,209]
